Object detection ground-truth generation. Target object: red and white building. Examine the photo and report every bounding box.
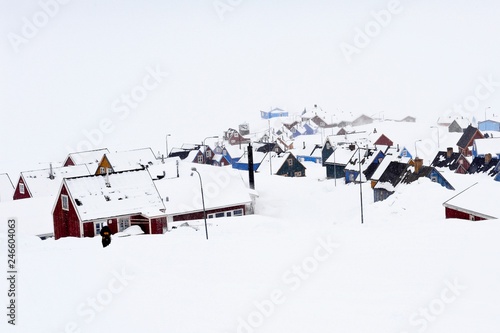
[13,164,91,200]
[52,169,167,239]
[443,181,500,221]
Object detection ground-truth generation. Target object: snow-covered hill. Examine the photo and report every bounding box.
[1,162,499,333]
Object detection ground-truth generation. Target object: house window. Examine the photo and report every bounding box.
[206,150,212,158]
[325,143,331,149]
[197,155,203,163]
[294,171,302,177]
[469,215,476,221]
[61,194,69,211]
[287,158,293,166]
[215,212,225,218]
[99,167,106,174]
[431,176,438,183]
[19,183,25,194]
[233,209,243,216]
[95,221,104,235]
[226,211,232,217]
[118,217,130,232]
[107,167,112,174]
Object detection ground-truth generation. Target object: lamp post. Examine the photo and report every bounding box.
[485,106,491,121]
[414,139,422,159]
[191,167,208,240]
[333,144,337,187]
[430,126,439,150]
[355,142,364,224]
[165,134,171,159]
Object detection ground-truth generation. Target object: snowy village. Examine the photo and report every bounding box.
[2,2,500,333]
[1,106,500,240]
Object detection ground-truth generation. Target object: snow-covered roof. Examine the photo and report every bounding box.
[256,152,299,174]
[370,153,408,181]
[443,181,500,219]
[65,148,109,166]
[21,164,91,198]
[324,146,356,165]
[147,157,181,180]
[473,138,500,156]
[105,148,158,172]
[63,169,165,221]
[0,196,54,236]
[153,162,252,216]
[0,173,14,202]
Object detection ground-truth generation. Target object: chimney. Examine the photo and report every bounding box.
[485,153,492,164]
[49,163,54,180]
[414,158,423,174]
[349,144,356,151]
[105,169,111,187]
[247,143,255,190]
[446,147,453,158]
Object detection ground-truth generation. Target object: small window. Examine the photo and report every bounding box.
[233,209,243,216]
[287,158,293,166]
[226,211,232,217]
[208,214,214,219]
[215,212,225,218]
[197,155,203,163]
[19,183,25,194]
[294,171,302,177]
[431,176,438,183]
[99,167,106,174]
[95,221,104,235]
[206,150,212,158]
[62,194,69,211]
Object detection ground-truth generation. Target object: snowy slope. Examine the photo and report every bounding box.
[1,162,499,333]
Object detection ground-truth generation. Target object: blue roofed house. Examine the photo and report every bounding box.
[344,147,385,184]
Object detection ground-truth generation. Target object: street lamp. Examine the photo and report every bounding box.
[203,135,218,147]
[332,144,337,187]
[355,142,365,224]
[165,134,171,159]
[485,106,491,121]
[191,167,208,240]
[414,139,422,159]
[430,126,439,150]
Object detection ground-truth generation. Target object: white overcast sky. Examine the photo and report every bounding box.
[1,0,500,175]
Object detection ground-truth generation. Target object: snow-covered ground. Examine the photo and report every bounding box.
[1,162,499,333]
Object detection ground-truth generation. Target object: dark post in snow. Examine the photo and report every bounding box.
[248,143,255,190]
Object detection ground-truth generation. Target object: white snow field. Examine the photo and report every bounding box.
[1,162,499,333]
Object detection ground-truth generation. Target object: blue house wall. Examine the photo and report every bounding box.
[326,164,345,179]
[345,169,359,183]
[427,169,454,190]
[478,120,500,132]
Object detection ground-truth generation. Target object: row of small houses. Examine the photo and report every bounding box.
[1,148,256,240]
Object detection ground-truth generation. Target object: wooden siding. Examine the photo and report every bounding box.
[172,205,246,222]
[53,185,81,239]
[13,176,31,200]
[445,207,486,221]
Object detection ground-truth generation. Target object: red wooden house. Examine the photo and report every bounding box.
[456,125,483,157]
[224,128,251,146]
[443,181,499,221]
[13,164,91,200]
[52,169,167,239]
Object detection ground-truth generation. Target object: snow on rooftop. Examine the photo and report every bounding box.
[473,137,500,156]
[0,196,55,236]
[105,148,158,172]
[66,148,109,166]
[64,169,165,221]
[21,164,91,198]
[257,152,295,174]
[0,173,14,202]
[153,162,252,216]
[443,180,500,219]
[325,146,356,165]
